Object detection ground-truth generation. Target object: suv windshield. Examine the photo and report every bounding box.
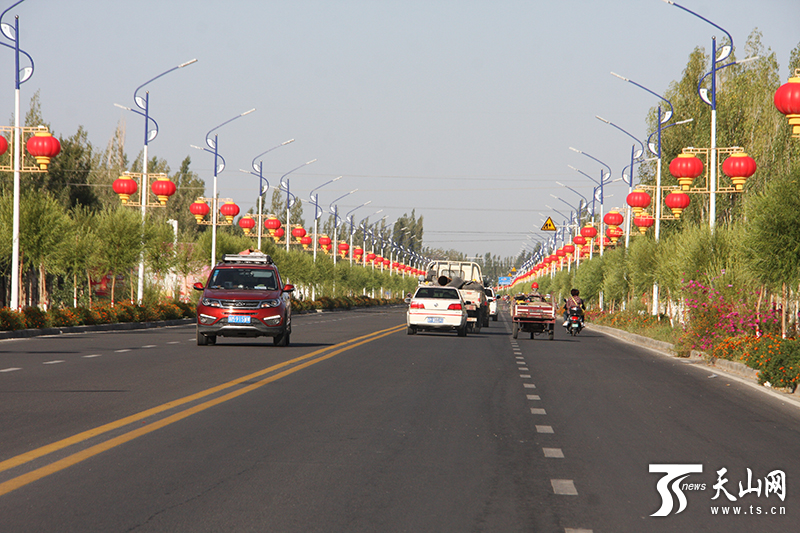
[209,268,278,290]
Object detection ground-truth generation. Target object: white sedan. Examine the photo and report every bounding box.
[407,286,468,336]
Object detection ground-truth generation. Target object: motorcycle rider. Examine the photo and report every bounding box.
[563,288,585,327]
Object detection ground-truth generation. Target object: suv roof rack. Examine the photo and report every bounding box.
[221,253,274,265]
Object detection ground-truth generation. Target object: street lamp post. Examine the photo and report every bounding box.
[279,159,317,252]
[309,176,342,262]
[1,1,53,310]
[611,73,678,245]
[345,201,371,264]
[569,147,612,256]
[192,108,256,268]
[594,116,645,248]
[240,139,294,250]
[328,189,358,266]
[115,58,197,303]
[661,1,755,230]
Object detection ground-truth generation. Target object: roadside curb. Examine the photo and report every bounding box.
[586,322,800,405]
[0,318,195,341]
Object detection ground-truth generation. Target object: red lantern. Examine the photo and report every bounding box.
[219,201,240,223]
[319,235,332,253]
[603,211,623,227]
[366,252,376,262]
[264,216,282,236]
[375,256,384,264]
[382,258,390,267]
[274,227,285,241]
[606,225,624,244]
[113,176,138,204]
[573,235,587,247]
[190,200,209,222]
[291,225,307,242]
[26,130,61,170]
[722,152,757,191]
[338,242,350,258]
[238,215,256,235]
[626,189,651,217]
[664,192,691,218]
[634,213,655,234]
[556,248,566,258]
[669,153,704,191]
[580,226,597,240]
[300,235,312,250]
[774,73,800,138]
[151,177,176,205]
[354,247,364,260]
[563,244,575,255]
[0,136,8,156]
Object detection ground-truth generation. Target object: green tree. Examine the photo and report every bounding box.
[52,206,99,307]
[94,206,147,304]
[42,126,98,210]
[742,171,800,336]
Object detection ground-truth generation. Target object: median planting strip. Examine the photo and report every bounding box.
[0,323,405,497]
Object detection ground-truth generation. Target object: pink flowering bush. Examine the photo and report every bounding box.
[677,279,780,355]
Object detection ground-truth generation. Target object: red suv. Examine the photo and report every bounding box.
[193,253,294,346]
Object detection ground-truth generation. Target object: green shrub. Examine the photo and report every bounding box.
[0,308,26,331]
[155,302,183,320]
[22,307,50,329]
[49,307,80,327]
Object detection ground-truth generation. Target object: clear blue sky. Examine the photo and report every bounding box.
[7,0,799,259]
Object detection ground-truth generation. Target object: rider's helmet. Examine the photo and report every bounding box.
[531,282,539,289]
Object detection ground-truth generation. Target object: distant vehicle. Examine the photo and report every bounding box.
[484,288,498,321]
[511,292,556,340]
[407,285,468,336]
[424,261,488,332]
[564,304,584,336]
[193,253,294,346]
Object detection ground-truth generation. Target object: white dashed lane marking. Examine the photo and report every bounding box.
[0,367,21,373]
[520,374,531,378]
[83,354,102,358]
[524,383,536,388]
[551,479,578,495]
[527,395,540,400]
[142,345,157,349]
[43,360,65,365]
[536,425,554,433]
[543,447,564,458]
[114,349,130,353]
[530,408,547,415]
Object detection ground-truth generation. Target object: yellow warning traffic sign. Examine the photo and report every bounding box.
[541,217,557,231]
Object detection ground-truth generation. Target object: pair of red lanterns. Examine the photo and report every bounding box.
[0,130,62,170]
[113,175,177,205]
[188,199,239,223]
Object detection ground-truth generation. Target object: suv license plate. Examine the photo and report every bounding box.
[228,315,251,324]
[426,317,444,324]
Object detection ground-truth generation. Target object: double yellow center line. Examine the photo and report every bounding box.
[0,323,405,497]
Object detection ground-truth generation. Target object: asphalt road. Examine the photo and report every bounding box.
[0,305,798,532]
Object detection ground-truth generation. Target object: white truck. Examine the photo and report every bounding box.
[424,261,489,333]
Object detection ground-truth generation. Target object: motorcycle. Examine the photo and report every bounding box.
[564,305,584,336]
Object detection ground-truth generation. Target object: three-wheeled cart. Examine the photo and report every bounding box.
[511,294,556,340]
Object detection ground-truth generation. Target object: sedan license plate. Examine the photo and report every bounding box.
[228,315,251,324]
[426,317,444,324]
